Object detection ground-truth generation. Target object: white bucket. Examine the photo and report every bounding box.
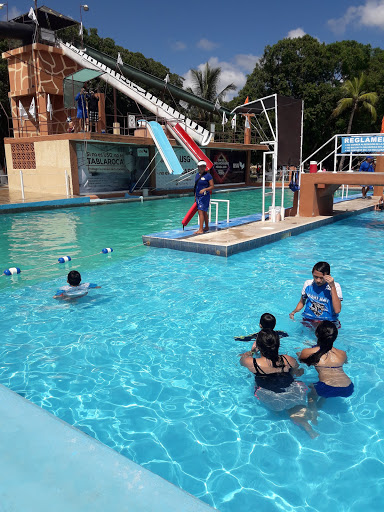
[268,206,281,222]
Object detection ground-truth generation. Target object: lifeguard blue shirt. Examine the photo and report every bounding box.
[195,172,213,196]
[301,280,343,322]
[359,160,374,173]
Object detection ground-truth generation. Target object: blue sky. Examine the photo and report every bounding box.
[5,1,384,99]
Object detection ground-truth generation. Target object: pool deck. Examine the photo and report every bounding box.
[0,383,217,512]
[0,187,91,212]
[143,195,378,257]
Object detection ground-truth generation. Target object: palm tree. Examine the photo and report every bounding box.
[185,62,236,126]
[332,73,378,170]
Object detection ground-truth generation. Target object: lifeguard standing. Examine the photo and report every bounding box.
[194,160,214,234]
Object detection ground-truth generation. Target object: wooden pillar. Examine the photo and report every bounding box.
[96,92,106,133]
[69,141,80,195]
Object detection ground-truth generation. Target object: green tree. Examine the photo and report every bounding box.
[230,35,340,155]
[332,73,378,134]
[333,73,378,170]
[230,36,383,160]
[185,62,236,126]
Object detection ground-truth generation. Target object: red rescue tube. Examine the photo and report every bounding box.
[182,191,213,229]
[182,202,198,229]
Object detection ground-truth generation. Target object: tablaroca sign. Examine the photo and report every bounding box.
[76,142,150,193]
[342,135,384,153]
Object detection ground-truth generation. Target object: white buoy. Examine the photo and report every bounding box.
[4,267,21,276]
[58,256,71,263]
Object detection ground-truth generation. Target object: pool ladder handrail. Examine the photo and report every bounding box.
[209,199,230,225]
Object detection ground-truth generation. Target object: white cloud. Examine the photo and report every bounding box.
[328,0,384,34]
[286,28,306,39]
[183,54,259,101]
[197,38,219,51]
[1,6,22,20]
[171,41,187,51]
[234,54,259,72]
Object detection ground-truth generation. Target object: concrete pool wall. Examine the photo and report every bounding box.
[0,384,217,511]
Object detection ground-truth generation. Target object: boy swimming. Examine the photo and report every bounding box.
[53,270,100,299]
[235,312,289,343]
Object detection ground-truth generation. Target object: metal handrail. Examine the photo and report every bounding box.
[301,132,383,171]
[209,199,230,224]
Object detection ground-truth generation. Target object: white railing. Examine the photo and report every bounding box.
[209,199,230,224]
[19,170,25,200]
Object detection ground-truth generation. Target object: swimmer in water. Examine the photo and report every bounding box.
[236,312,288,352]
[53,270,101,299]
[289,261,342,328]
[239,329,317,438]
[298,320,353,424]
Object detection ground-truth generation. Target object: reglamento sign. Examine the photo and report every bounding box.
[342,136,384,153]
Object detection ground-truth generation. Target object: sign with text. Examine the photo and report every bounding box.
[76,142,150,193]
[342,135,384,153]
[155,147,199,189]
[155,148,246,189]
[210,150,246,184]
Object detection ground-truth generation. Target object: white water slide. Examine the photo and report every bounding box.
[59,42,212,147]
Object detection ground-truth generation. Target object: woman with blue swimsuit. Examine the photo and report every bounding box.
[298,320,353,423]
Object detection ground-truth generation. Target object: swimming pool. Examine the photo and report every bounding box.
[0,188,292,289]
[1,198,381,512]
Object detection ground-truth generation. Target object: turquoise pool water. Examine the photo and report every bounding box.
[0,188,292,289]
[1,195,381,512]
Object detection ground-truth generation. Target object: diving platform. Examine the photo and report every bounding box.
[142,196,377,257]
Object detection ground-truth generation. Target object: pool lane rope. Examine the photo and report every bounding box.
[2,243,151,278]
[2,248,114,276]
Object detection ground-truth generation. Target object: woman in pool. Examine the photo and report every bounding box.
[289,261,342,328]
[298,320,353,420]
[239,329,317,438]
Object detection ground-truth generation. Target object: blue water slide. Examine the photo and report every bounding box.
[138,120,184,175]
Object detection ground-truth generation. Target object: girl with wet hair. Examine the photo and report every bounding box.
[289,261,342,328]
[297,320,353,434]
[299,320,353,399]
[240,329,317,438]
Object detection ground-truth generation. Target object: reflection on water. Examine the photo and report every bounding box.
[0,189,292,289]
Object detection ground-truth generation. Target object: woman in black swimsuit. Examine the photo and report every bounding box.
[240,329,317,438]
